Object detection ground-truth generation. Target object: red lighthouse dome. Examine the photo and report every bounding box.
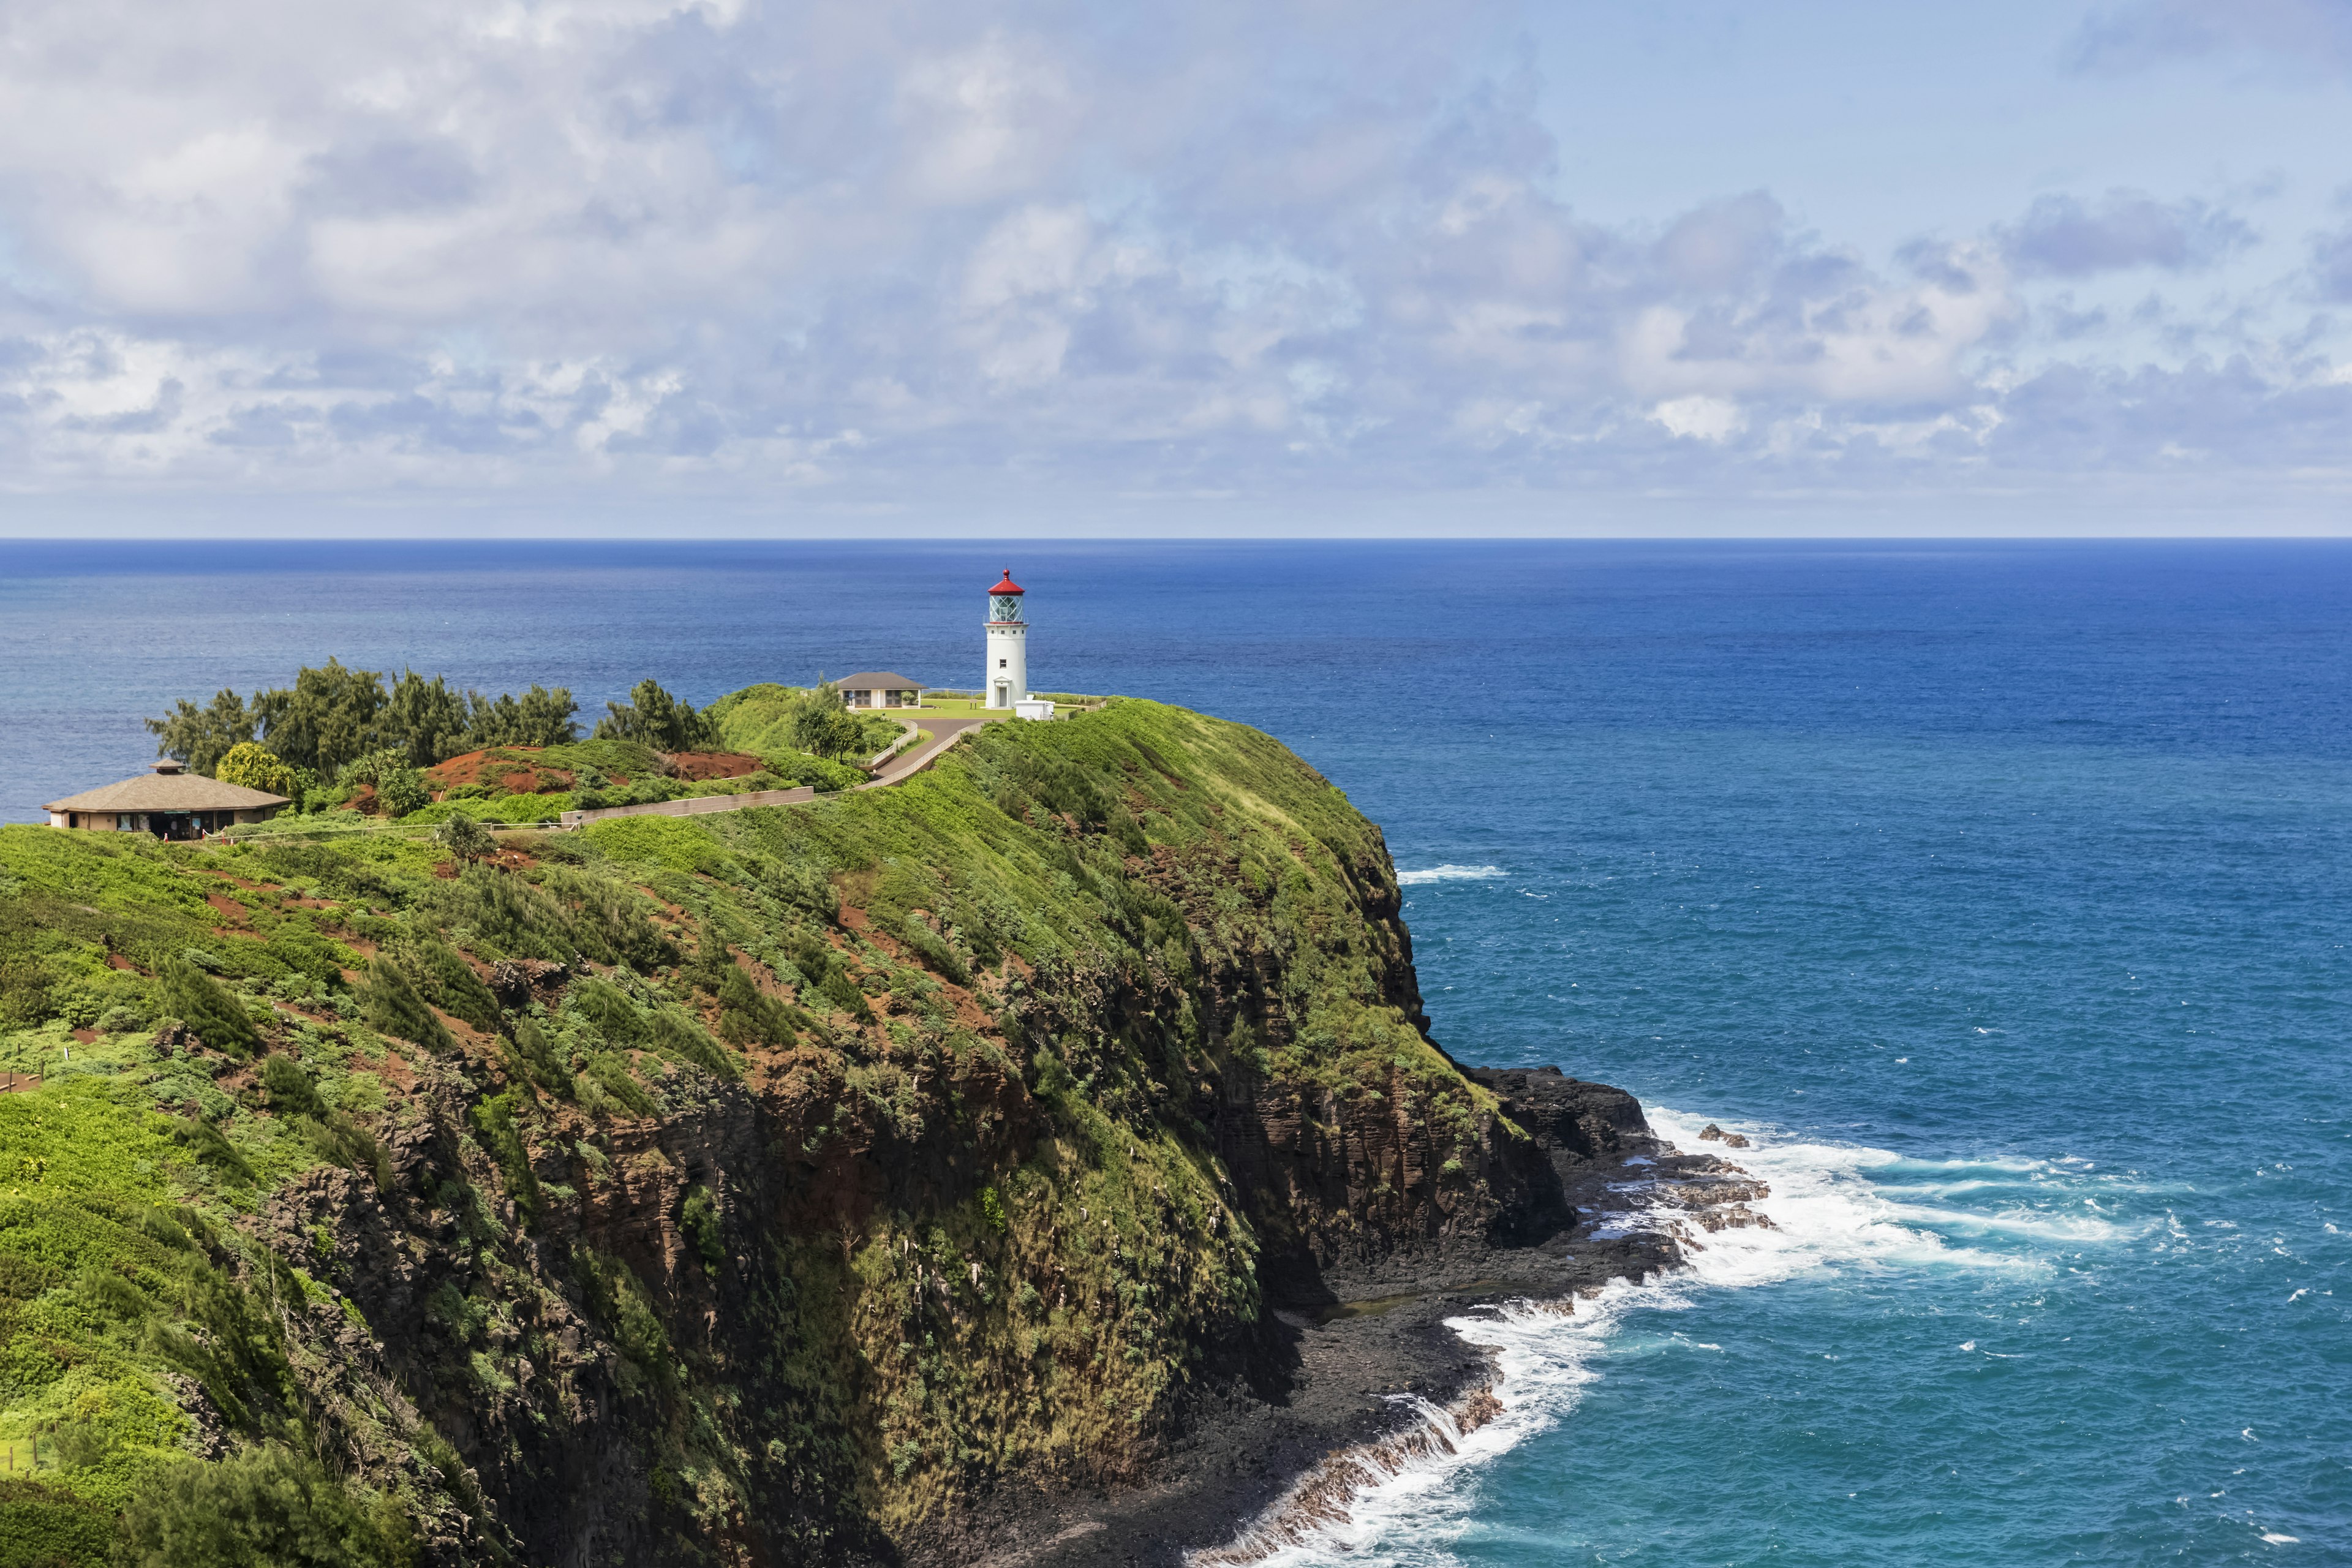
[989,569,1024,595]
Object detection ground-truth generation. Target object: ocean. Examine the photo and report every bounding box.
[4,538,2347,1562]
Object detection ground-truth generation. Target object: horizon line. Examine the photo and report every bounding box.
[7,532,2352,545]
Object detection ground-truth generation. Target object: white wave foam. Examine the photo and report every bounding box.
[1880,1202,2133,1245]
[1200,1284,1657,1567]
[1395,864,1504,885]
[1200,1103,2119,1564]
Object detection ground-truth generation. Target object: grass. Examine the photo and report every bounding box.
[0,688,1525,1559]
[914,693,1102,718]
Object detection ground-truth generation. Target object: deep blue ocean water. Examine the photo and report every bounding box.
[3,539,2347,1563]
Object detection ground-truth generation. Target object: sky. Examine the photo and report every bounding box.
[1,0,2348,537]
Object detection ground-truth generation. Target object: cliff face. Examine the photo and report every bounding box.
[0,699,1575,1566]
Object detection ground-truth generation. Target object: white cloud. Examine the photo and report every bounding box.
[0,0,2339,524]
[899,32,1079,204]
[1651,396,1745,443]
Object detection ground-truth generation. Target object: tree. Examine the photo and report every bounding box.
[382,669,471,767]
[146,688,255,775]
[160,958,259,1057]
[215,741,299,797]
[594,679,723,752]
[154,665,586,777]
[465,684,578,748]
[436,814,494,864]
[252,659,387,776]
[788,680,863,761]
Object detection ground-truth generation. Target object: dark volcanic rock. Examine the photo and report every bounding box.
[1464,1065,1660,1240]
[1468,1066,1656,1169]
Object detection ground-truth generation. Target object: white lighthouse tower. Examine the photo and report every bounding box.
[985,568,1027,709]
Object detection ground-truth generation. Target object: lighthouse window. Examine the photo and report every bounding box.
[998,658,1007,668]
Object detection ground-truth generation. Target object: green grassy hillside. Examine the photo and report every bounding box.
[0,698,1530,1564]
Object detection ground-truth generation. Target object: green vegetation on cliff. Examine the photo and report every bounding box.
[707,682,902,763]
[0,697,1528,1564]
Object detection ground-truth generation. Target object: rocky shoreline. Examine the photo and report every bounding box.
[922,1068,1774,1568]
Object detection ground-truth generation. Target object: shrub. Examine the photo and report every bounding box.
[572,1248,671,1386]
[375,770,428,820]
[469,1091,540,1223]
[568,978,647,1046]
[260,1054,324,1119]
[170,1115,254,1185]
[898,918,970,986]
[501,1019,569,1098]
[262,1055,383,1185]
[116,1442,416,1568]
[713,965,812,1048]
[0,1476,115,1567]
[423,866,578,963]
[581,1054,656,1117]
[159,959,258,1057]
[650,1009,737,1077]
[214,742,298,797]
[336,750,427,818]
[51,968,154,1031]
[790,938,872,1024]
[0,951,49,1030]
[680,1186,724,1270]
[362,957,454,1054]
[397,936,500,1031]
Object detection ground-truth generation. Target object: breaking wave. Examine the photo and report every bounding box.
[1191,1105,2122,1566]
[1395,865,1506,886]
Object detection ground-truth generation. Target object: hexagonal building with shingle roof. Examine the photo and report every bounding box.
[43,760,290,840]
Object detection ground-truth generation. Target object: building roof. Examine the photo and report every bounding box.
[44,760,290,814]
[989,569,1024,595]
[832,672,925,692]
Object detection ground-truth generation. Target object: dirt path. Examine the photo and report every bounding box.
[559,714,1007,829]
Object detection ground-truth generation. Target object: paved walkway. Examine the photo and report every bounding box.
[559,714,1005,829]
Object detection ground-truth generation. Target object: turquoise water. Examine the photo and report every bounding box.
[3,540,2347,1561]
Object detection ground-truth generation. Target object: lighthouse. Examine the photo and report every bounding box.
[985,568,1027,709]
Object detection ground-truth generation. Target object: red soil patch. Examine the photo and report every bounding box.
[664,751,764,782]
[205,892,249,925]
[425,748,576,797]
